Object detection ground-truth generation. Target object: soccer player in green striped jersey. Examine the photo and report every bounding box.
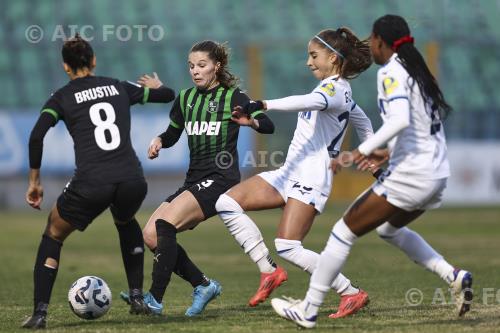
[120,40,274,317]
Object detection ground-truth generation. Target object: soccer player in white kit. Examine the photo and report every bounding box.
[271,15,473,329]
[216,27,374,318]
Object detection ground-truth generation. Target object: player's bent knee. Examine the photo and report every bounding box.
[142,229,157,250]
[376,222,403,239]
[274,238,302,261]
[274,238,316,273]
[216,193,243,217]
[113,219,128,226]
[44,229,66,243]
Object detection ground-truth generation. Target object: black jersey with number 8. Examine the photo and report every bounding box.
[41,76,149,183]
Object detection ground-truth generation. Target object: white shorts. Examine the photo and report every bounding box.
[258,169,329,214]
[371,171,447,211]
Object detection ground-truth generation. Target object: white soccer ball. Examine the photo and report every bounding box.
[68,276,112,319]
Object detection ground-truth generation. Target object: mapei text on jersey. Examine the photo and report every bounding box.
[74,85,120,104]
[185,121,221,135]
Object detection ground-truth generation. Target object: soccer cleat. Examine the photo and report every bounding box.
[21,313,47,329]
[450,268,473,316]
[271,297,317,329]
[328,289,369,319]
[185,279,222,317]
[143,292,163,315]
[248,266,288,307]
[129,293,151,315]
[120,290,131,305]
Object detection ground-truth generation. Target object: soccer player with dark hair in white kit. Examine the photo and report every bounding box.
[271,15,473,329]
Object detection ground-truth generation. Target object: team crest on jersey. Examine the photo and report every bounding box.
[208,100,219,113]
[320,82,336,97]
[383,77,399,95]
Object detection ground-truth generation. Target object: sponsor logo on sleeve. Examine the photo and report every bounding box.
[382,77,399,95]
[320,82,336,97]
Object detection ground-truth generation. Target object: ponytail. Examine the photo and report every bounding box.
[314,27,372,79]
[373,15,452,118]
[61,33,94,73]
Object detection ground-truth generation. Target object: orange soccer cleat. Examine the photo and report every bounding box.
[328,289,369,319]
[248,266,288,307]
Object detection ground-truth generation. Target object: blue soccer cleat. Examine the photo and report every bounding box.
[143,292,163,315]
[185,279,222,317]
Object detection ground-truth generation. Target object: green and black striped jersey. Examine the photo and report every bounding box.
[169,85,261,183]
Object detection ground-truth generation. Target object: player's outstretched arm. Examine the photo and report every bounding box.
[231,107,275,134]
[231,89,275,134]
[138,72,162,88]
[129,72,175,103]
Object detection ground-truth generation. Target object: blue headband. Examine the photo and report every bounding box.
[314,35,345,59]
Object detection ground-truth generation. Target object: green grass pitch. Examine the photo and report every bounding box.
[1,205,499,332]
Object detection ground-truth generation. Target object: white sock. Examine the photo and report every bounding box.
[304,218,357,317]
[377,222,455,283]
[274,238,357,295]
[255,254,276,274]
[339,283,360,296]
[216,194,276,273]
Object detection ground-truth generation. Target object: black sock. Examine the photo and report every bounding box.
[174,244,209,288]
[148,234,208,288]
[149,220,178,303]
[33,235,62,315]
[115,218,144,293]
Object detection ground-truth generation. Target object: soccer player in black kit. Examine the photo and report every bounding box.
[22,35,175,329]
[119,40,275,317]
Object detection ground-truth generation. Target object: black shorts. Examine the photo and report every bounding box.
[57,178,147,231]
[165,176,238,219]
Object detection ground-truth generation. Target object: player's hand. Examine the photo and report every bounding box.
[329,158,342,175]
[239,100,265,116]
[357,148,389,172]
[26,183,43,210]
[148,137,162,159]
[138,72,163,89]
[231,108,254,126]
[351,148,368,168]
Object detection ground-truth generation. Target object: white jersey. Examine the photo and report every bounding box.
[266,75,373,195]
[371,54,450,179]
